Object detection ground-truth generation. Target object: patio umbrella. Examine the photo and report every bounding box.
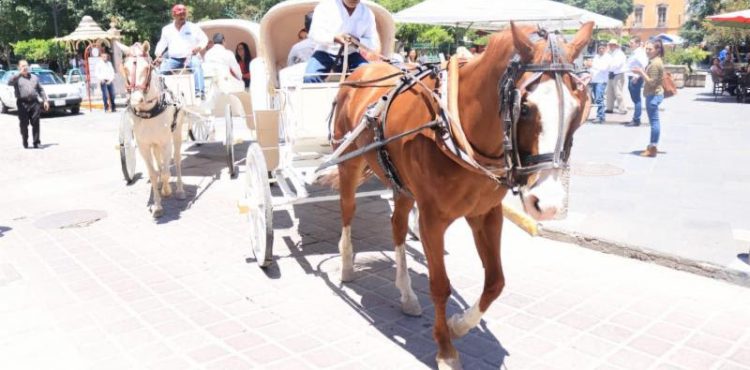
[654,33,685,45]
[707,9,750,29]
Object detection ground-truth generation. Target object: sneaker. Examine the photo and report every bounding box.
[625,121,641,127]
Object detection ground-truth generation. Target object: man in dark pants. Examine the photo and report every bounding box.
[8,60,49,148]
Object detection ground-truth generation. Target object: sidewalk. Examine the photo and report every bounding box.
[0,109,749,369]
[540,83,750,286]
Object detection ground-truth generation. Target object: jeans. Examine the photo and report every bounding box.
[303,50,368,83]
[100,82,115,111]
[645,94,664,145]
[592,82,607,121]
[160,56,205,94]
[628,77,644,123]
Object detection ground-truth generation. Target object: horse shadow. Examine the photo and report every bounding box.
[693,91,740,103]
[149,183,201,224]
[258,192,508,369]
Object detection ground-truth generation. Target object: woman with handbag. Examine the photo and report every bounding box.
[632,39,665,157]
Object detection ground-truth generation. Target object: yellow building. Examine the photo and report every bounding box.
[625,0,689,40]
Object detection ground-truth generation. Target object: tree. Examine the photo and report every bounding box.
[12,39,67,67]
[680,0,722,43]
[556,0,633,21]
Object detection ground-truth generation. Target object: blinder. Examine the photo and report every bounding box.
[498,30,581,192]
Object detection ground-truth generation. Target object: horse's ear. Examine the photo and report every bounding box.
[117,41,131,56]
[567,21,595,61]
[510,22,534,60]
[142,41,151,55]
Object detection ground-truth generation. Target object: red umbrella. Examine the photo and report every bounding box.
[708,9,750,28]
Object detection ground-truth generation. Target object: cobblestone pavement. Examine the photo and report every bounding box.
[1,110,749,369]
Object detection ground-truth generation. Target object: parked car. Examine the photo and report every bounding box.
[0,68,82,114]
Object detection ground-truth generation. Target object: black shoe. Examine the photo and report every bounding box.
[23,142,28,149]
[605,110,614,114]
[33,143,40,149]
[625,121,641,127]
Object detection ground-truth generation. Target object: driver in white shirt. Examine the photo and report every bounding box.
[155,4,208,99]
[303,0,379,83]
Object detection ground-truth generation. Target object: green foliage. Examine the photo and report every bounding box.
[681,0,750,44]
[664,46,711,73]
[556,0,633,22]
[12,38,66,62]
[417,27,452,46]
[374,0,422,13]
[473,35,490,47]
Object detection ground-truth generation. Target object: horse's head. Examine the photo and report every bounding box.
[504,22,593,221]
[118,41,155,110]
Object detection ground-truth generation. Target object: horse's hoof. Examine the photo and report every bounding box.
[436,356,462,370]
[401,297,422,317]
[447,314,471,339]
[161,190,172,198]
[152,209,164,218]
[176,190,186,200]
[340,267,356,283]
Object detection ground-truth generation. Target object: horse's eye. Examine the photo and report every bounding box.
[520,103,530,117]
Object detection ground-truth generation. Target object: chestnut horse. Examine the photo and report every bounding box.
[323,22,593,369]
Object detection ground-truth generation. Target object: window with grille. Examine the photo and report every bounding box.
[634,7,643,27]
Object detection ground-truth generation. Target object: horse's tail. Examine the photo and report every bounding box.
[313,165,374,190]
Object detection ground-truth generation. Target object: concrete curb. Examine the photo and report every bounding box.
[539,225,750,288]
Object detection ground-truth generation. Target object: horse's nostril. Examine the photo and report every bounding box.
[533,198,542,213]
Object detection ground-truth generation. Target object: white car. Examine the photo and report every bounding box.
[0,68,82,114]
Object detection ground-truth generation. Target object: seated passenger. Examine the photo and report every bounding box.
[235,42,252,89]
[155,4,208,99]
[303,0,379,83]
[287,11,316,66]
[204,33,242,81]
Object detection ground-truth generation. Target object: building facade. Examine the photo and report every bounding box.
[625,0,689,40]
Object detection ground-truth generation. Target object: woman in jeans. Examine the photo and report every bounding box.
[632,39,664,157]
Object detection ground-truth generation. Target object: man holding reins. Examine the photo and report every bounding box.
[303,0,380,83]
[155,4,208,99]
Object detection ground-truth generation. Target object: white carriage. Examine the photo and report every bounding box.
[241,0,396,267]
[119,19,262,182]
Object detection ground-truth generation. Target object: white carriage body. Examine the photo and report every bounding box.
[256,0,395,158]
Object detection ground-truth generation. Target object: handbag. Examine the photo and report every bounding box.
[663,71,677,98]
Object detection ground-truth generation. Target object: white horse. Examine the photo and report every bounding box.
[118,41,186,218]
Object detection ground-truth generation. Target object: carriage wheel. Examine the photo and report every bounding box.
[189,116,211,142]
[225,104,237,178]
[245,142,274,268]
[408,206,420,240]
[118,112,137,184]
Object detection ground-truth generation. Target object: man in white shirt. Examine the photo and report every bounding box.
[605,39,627,115]
[95,53,117,112]
[590,44,611,124]
[204,33,241,81]
[287,12,316,66]
[625,37,649,126]
[155,4,208,98]
[303,0,379,83]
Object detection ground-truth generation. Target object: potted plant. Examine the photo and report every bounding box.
[665,47,710,87]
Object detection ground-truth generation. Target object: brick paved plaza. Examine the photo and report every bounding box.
[1,108,749,369]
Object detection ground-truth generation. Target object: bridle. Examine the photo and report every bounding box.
[498,29,585,190]
[123,53,155,94]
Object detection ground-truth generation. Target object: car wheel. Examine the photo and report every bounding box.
[70,105,80,114]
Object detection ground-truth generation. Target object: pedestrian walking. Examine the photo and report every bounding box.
[625,37,649,126]
[606,39,627,114]
[8,60,49,149]
[95,53,116,112]
[590,44,610,124]
[632,40,665,158]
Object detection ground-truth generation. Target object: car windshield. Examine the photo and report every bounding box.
[33,71,64,85]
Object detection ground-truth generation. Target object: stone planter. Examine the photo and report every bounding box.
[685,72,707,88]
[664,65,688,89]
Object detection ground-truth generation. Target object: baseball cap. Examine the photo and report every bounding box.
[608,39,619,45]
[172,4,187,15]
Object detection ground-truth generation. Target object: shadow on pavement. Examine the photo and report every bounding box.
[0,226,11,237]
[264,194,507,368]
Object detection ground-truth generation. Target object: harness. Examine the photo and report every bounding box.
[318,29,584,195]
[124,52,181,130]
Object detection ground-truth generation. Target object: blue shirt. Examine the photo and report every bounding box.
[719,49,728,62]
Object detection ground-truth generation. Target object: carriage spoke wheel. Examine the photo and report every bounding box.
[188,115,211,143]
[245,143,274,268]
[225,104,237,178]
[118,112,137,184]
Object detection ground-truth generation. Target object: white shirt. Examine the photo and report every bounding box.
[626,47,649,77]
[590,53,611,84]
[608,48,627,74]
[287,38,316,66]
[155,21,208,59]
[94,60,115,83]
[204,44,241,80]
[308,0,379,55]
